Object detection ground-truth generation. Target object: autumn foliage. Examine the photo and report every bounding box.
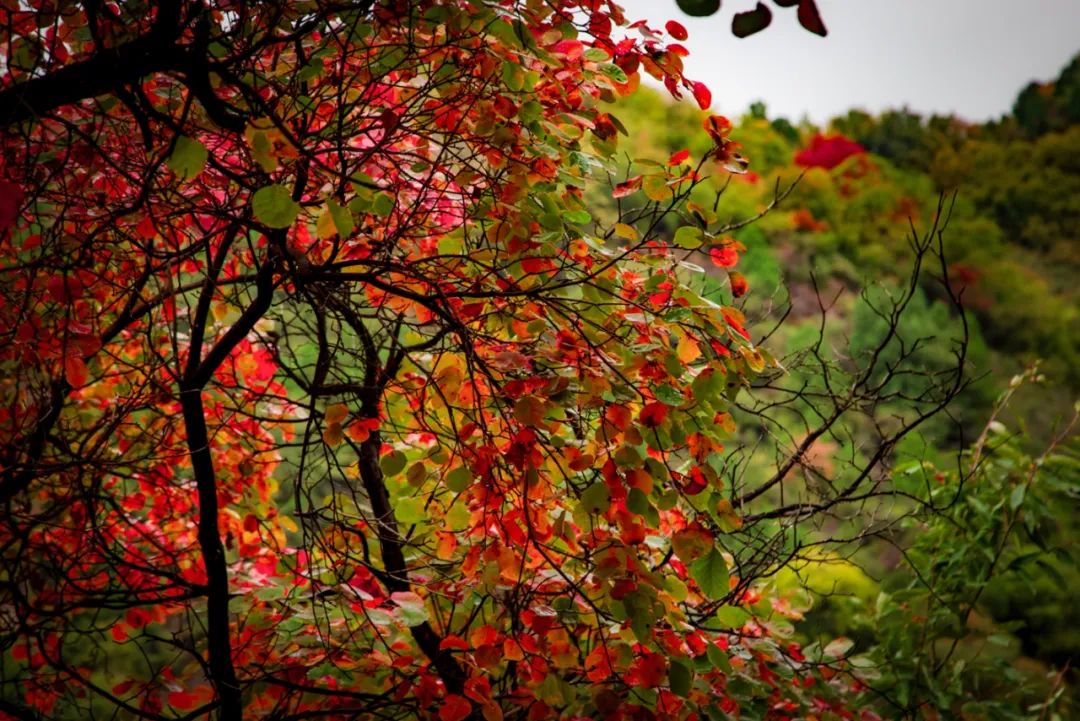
[0,2,909,721]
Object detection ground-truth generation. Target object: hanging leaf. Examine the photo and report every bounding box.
[380,450,408,477]
[690,548,729,599]
[580,482,611,514]
[252,184,299,229]
[64,355,89,388]
[440,696,473,721]
[691,81,712,111]
[665,20,689,40]
[674,225,704,249]
[706,643,733,674]
[729,271,749,298]
[732,2,772,38]
[675,0,721,17]
[166,136,208,180]
[797,0,828,36]
[446,466,473,493]
[514,395,546,426]
[613,175,643,198]
[668,658,692,697]
[325,403,349,424]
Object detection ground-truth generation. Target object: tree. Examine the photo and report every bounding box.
[0,2,1038,721]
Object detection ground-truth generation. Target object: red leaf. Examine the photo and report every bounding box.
[440,694,472,721]
[64,356,89,388]
[638,402,669,428]
[703,115,733,145]
[692,81,712,111]
[110,624,129,642]
[168,692,196,711]
[72,332,102,358]
[798,0,828,36]
[112,679,135,696]
[612,175,643,198]
[0,181,24,229]
[665,20,689,41]
[669,149,690,166]
[440,635,470,651]
[552,40,584,60]
[709,247,738,268]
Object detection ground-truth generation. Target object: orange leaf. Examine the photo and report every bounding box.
[677,334,701,364]
[440,634,470,651]
[325,403,349,424]
[64,356,89,387]
[322,422,344,447]
[710,247,738,268]
[729,271,749,298]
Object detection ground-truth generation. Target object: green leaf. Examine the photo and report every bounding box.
[380,450,408,477]
[627,487,650,516]
[562,209,592,224]
[599,63,628,85]
[706,644,732,674]
[446,466,473,493]
[669,659,692,697]
[327,199,354,237]
[675,0,721,17]
[665,575,688,603]
[674,226,704,249]
[580,482,611,514]
[372,192,395,217]
[166,136,208,180]
[396,496,425,525]
[252,184,299,229]
[1009,483,1026,511]
[691,548,729,600]
[655,384,685,406]
[446,502,471,531]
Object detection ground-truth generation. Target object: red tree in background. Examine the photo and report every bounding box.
[794,134,866,170]
[0,2,967,721]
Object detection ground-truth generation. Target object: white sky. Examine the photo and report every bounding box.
[615,0,1080,124]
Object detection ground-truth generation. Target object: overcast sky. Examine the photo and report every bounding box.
[615,0,1080,124]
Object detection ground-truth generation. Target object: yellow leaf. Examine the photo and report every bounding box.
[316,207,337,240]
[614,223,638,241]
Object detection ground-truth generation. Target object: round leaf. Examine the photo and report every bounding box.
[675,0,721,17]
[252,184,299,229]
[674,225,704,249]
[166,136,208,180]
